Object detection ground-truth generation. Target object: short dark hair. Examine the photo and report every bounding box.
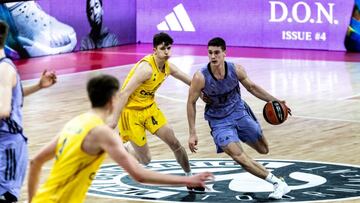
[86,0,103,23]
[153,32,173,48]
[208,37,226,51]
[0,21,9,49]
[87,74,119,108]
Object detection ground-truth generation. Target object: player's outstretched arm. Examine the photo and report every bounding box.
[97,126,213,186]
[187,71,205,153]
[28,135,58,202]
[169,63,192,86]
[235,64,291,114]
[108,62,152,129]
[170,63,211,103]
[23,70,57,97]
[0,63,16,118]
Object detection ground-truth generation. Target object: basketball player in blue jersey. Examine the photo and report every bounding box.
[0,20,57,202]
[187,37,291,199]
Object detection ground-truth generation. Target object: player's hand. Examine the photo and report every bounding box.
[39,70,57,88]
[188,134,198,153]
[186,172,214,188]
[280,101,292,116]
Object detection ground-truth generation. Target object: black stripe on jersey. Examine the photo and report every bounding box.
[12,148,16,180]
[5,149,16,180]
[5,149,9,181]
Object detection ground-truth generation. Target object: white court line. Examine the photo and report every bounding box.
[156,94,360,123]
[338,93,360,100]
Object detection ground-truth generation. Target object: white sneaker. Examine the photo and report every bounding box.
[268,180,291,199]
[6,1,77,57]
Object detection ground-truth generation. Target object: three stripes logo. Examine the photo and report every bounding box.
[157,3,195,32]
[5,148,16,181]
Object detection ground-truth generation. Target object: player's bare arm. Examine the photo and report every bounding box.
[28,135,58,202]
[95,125,213,186]
[0,63,16,118]
[169,63,210,103]
[23,70,57,96]
[187,71,205,153]
[109,62,153,128]
[169,63,191,85]
[235,64,291,113]
[235,64,279,102]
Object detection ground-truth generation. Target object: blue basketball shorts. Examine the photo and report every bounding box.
[208,107,263,153]
[0,133,28,199]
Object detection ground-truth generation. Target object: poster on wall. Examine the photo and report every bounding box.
[0,0,136,59]
[136,0,359,52]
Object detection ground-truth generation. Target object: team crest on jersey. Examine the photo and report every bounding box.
[88,159,360,202]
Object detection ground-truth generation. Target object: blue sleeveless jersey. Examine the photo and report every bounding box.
[0,58,23,135]
[201,62,246,120]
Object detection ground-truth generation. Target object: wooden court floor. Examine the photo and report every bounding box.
[20,55,360,202]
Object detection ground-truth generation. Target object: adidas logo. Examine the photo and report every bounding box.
[157,3,195,32]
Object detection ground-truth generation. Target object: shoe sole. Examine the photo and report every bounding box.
[269,187,291,200]
[20,32,77,57]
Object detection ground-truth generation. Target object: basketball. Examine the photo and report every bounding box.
[263,101,288,125]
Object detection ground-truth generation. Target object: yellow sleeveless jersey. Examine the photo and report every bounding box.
[122,54,170,109]
[32,112,106,203]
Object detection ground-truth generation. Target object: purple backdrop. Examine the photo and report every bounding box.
[136,0,354,51]
[38,0,136,50]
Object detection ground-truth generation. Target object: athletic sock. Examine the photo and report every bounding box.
[265,173,282,184]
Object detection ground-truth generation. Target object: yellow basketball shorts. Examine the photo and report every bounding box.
[118,103,167,146]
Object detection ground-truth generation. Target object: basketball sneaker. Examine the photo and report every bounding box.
[6,1,77,57]
[268,179,291,199]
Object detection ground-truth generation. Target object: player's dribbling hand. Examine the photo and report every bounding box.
[186,172,214,189]
[280,101,292,116]
[188,134,198,153]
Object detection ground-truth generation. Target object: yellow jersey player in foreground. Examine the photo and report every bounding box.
[28,74,213,203]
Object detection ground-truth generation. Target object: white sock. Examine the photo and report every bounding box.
[185,171,192,176]
[265,173,281,184]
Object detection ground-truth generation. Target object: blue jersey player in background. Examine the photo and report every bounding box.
[0,20,57,202]
[187,37,291,200]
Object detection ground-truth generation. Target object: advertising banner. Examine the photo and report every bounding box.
[1,0,136,59]
[136,0,357,51]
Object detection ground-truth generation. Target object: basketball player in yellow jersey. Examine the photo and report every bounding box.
[28,74,213,203]
[109,32,204,190]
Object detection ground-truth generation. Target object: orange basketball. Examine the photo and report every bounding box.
[263,101,288,125]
